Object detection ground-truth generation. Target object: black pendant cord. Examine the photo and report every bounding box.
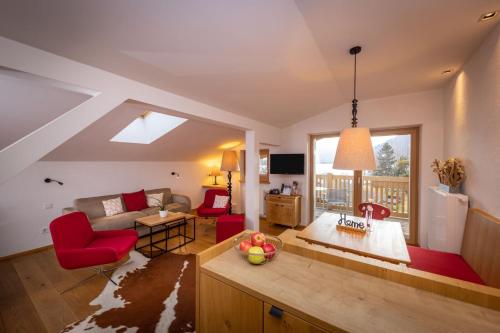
[349,46,361,128]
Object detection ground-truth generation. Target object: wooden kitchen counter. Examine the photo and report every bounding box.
[196,231,500,333]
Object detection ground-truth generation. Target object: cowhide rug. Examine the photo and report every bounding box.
[63,251,196,333]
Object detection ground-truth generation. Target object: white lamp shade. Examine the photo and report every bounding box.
[220,150,239,171]
[209,167,221,177]
[333,127,376,170]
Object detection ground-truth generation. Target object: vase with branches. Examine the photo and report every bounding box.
[431,158,465,193]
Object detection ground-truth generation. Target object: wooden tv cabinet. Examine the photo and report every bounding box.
[196,230,500,333]
[265,194,301,228]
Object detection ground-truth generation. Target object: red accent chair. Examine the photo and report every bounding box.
[407,246,485,285]
[358,203,391,220]
[216,214,245,243]
[197,189,230,218]
[50,212,138,293]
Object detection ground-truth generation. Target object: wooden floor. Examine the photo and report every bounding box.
[0,217,297,333]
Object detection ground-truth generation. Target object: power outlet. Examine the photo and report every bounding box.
[41,227,49,234]
[43,203,53,210]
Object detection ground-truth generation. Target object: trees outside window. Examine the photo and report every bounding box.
[374,142,409,177]
[374,143,397,176]
[394,156,410,177]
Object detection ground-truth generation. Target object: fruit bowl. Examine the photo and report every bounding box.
[233,232,283,265]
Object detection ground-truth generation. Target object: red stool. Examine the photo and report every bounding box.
[216,214,245,243]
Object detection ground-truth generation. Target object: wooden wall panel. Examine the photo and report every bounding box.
[461,208,500,288]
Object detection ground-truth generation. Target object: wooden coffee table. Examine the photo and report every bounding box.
[134,212,196,258]
[296,212,411,265]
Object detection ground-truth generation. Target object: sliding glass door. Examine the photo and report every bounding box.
[312,136,354,219]
[310,127,419,244]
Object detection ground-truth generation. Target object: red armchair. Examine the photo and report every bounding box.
[50,212,138,293]
[358,202,391,220]
[197,189,230,218]
[216,214,245,243]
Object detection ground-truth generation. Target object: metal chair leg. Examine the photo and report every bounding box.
[60,260,132,294]
[101,259,132,272]
[60,271,100,294]
[101,270,117,286]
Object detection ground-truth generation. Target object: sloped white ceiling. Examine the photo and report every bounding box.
[0,68,91,150]
[0,0,498,127]
[41,102,245,161]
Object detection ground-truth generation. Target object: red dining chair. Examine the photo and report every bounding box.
[50,212,138,293]
[196,189,230,218]
[358,203,391,220]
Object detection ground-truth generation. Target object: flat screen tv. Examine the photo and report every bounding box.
[270,154,304,175]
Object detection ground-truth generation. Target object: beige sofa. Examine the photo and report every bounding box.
[64,188,191,235]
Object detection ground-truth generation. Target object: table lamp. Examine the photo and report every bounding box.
[208,167,221,185]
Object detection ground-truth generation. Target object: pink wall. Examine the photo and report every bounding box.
[444,24,500,217]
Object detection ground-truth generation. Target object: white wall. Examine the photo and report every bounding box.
[0,160,242,256]
[0,37,269,256]
[444,24,500,218]
[0,37,281,185]
[280,89,445,245]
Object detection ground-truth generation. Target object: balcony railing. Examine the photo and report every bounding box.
[315,174,410,219]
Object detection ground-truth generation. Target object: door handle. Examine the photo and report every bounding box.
[269,305,283,318]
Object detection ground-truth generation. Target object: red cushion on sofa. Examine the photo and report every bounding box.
[122,189,148,211]
[407,245,485,285]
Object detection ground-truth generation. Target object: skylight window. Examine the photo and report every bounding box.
[110,111,187,144]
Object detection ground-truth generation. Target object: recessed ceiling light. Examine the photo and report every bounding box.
[441,69,453,75]
[478,11,498,22]
[111,111,187,144]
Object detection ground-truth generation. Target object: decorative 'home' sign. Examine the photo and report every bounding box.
[337,213,366,234]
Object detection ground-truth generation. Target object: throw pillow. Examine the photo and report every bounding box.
[102,197,124,217]
[122,189,148,211]
[147,192,164,207]
[213,195,229,208]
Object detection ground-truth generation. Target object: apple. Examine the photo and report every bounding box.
[250,232,266,247]
[262,242,276,259]
[239,240,252,253]
[247,246,266,265]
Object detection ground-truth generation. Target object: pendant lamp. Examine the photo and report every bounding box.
[333,46,376,171]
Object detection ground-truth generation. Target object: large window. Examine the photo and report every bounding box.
[310,127,419,244]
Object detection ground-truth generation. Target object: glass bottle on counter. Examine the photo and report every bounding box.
[365,202,374,231]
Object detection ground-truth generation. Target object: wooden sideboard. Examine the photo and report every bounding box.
[265,194,301,228]
[196,230,500,333]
